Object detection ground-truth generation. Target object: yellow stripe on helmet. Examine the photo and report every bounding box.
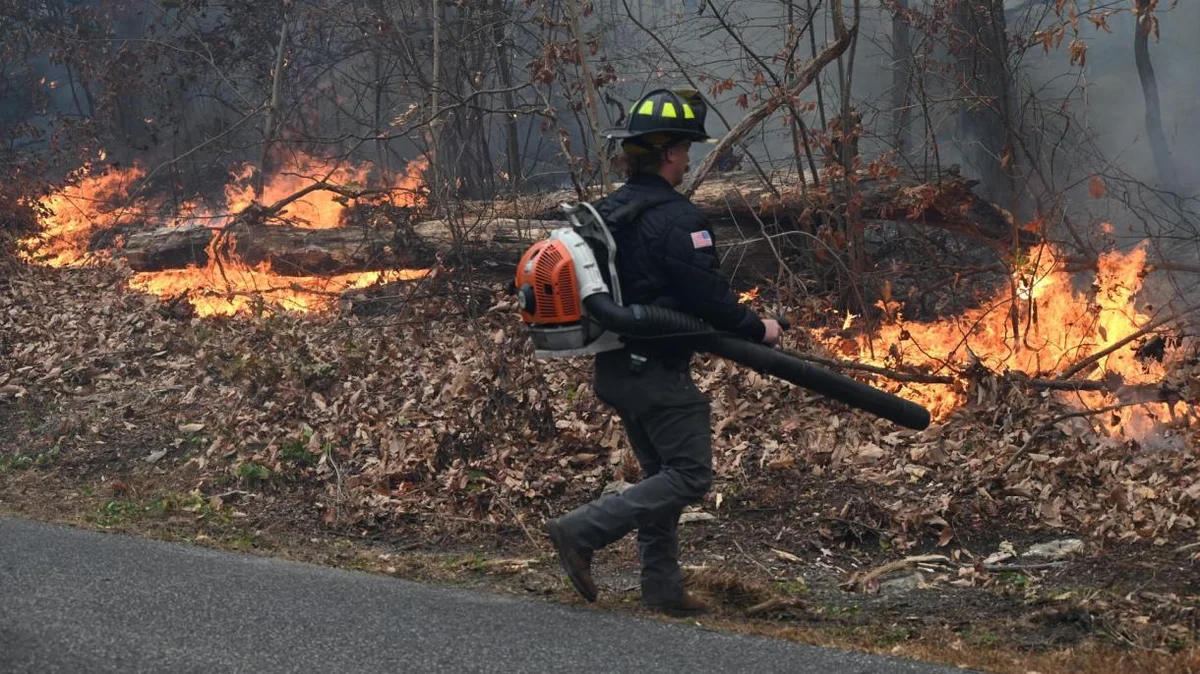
[660,102,677,118]
[636,100,656,116]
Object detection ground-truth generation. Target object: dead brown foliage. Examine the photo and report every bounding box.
[1,263,1198,553]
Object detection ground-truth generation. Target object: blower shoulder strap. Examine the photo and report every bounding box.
[600,193,678,230]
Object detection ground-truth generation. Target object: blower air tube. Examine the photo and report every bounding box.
[583,294,932,431]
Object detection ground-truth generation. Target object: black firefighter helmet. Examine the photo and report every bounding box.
[603,89,717,150]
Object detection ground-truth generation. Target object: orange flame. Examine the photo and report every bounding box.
[129,263,429,318]
[216,154,429,229]
[23,153,431,316]
[18,163,145,267]
[817,242,1169,436]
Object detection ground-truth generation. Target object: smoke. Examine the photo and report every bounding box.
[600,1,1197,189]
[5,0,1199,215]
[1019,1,1200,188]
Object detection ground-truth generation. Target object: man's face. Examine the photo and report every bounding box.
[662,141,692,186]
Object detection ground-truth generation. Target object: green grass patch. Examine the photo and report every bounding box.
[236,461,271,485]
[0,449,59,472]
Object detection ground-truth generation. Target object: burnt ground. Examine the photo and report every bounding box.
[1,392,1197,674]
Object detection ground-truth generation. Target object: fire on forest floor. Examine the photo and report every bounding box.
[17,154,432,317]
[808,242,1193,443]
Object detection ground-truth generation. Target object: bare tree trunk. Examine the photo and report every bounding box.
[565,0,612,196]
[1134,0,1176,190]
[257,8,290,201]
[835,29,859,172]
[950,0,1016,210]
[491,0,523,190]
[374,48,390,178]
[806,0,830,133]
[892,0,914,157]
[429,0,442,211]
[833,9,866,312]
[785,2,808,183]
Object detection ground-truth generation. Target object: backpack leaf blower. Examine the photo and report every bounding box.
[512,201,931,431]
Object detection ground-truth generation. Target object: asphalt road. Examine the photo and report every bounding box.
[0,517,971,673]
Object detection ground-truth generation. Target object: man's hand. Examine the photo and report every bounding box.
[761,319,783,345]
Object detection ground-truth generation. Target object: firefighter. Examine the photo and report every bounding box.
[544,89,782,617]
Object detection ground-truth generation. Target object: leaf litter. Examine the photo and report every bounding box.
[1,261,1199,664]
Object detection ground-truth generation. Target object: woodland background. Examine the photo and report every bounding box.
[2,2,1199,670]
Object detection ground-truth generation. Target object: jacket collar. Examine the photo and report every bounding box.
[626,171,675,190]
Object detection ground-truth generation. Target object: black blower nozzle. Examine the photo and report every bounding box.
[583,295,931,431]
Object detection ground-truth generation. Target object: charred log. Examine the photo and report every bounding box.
[105,223,429,274]
[95,225,212,271]
[507,168,1029,250]
[102,218,564,274]
[94,170,1029,281]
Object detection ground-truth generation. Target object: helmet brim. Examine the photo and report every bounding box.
[603,128,716,144]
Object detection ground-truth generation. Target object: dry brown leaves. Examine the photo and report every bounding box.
[2,263,1199,552]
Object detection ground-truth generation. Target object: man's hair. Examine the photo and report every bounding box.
[617,133,682,178]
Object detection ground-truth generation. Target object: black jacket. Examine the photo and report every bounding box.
[595,172,766,360]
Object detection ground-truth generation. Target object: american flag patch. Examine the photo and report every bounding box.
[690,230,713,249]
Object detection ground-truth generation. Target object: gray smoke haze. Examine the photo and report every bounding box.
[602,1,1197,262]
[7,1,1198,216]
[600,0,1197,187]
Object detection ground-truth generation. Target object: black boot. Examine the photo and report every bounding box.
[545,519,598,602]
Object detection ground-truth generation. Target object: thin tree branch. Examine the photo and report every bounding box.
[1055,301,1200,380]
[683,0,859,198]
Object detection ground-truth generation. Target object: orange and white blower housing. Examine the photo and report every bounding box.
[513,202,625,359]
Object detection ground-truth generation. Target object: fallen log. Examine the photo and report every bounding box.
[490,167,1029,250]
[101,217,567,274]
[94,169,1027,279]
[102,226,213,271]
[102,223,428,274]
[390,165,1027,265]
[410,218,567,264]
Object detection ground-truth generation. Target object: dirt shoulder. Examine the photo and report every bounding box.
[2,437,1196,674]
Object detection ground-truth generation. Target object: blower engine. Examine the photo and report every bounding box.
[513,201,626,358]
[513,201,931,431]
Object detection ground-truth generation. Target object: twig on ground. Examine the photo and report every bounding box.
[840,554,954,593]
[214,489,249,500]
[745,596,805,616]
[499,497,543,552]
[778,348,955,384]
[733,539,778,579]
[982,561,1067,572]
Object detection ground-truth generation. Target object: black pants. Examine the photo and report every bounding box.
[555,349,712,603]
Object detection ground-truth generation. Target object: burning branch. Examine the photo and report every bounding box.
[207,182,396,289]
[782,349,955,385]
[1054,301,1200,381]
[782,348,1174,396]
